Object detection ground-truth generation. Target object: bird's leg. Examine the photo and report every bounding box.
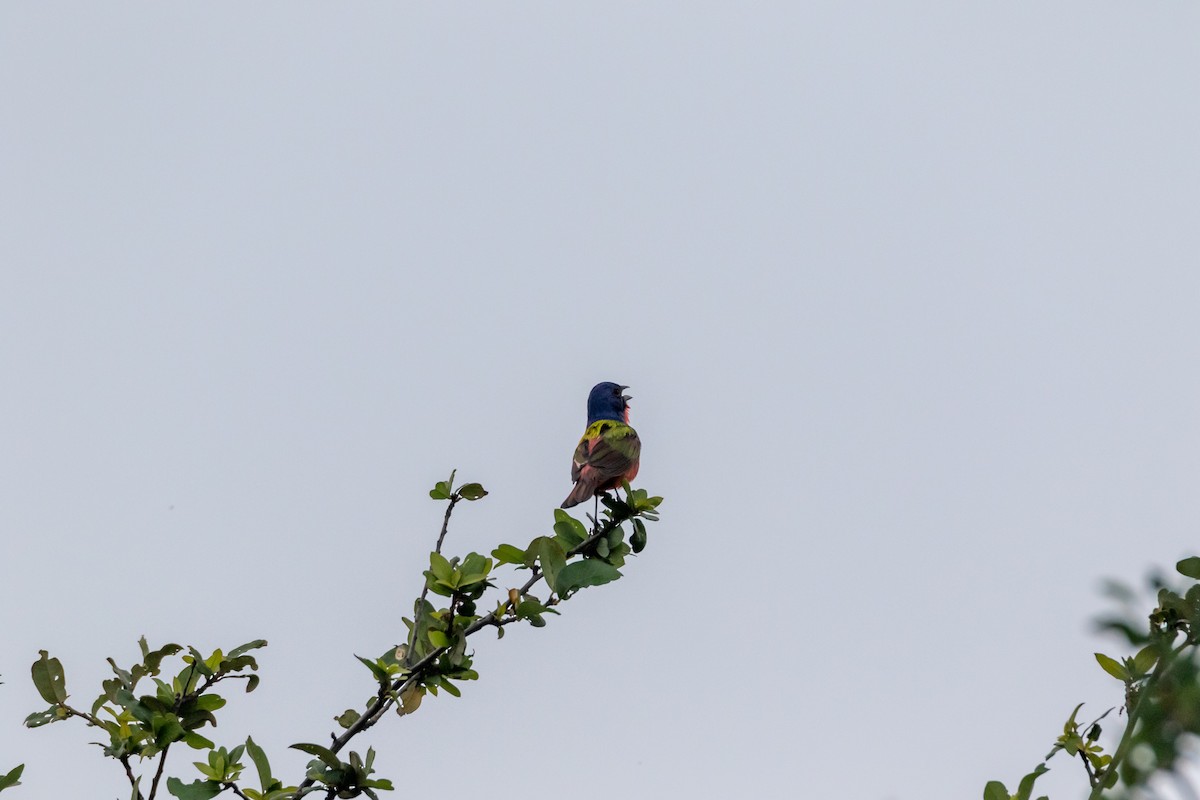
[592,494,600,534]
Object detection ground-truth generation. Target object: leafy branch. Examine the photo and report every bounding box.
[20,473,663,799]
[291,475,661,796]
[985,557,1200,800]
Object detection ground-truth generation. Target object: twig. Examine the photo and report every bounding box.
[1080,749,1097,786]
[224,783,253,800]
[120,755,144,800]
[404,497,461,666]
[148,743,170,800]
[433,497,458,557]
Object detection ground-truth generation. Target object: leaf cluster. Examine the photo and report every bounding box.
[289,744,392,799]
[27,638,264,757]
[163,734,296,800]
[23,638,295,800]
[985,556,1200,800]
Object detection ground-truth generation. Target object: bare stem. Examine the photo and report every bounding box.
[148,744,170,800]
[433,497,458,557]
[120,755,144,800]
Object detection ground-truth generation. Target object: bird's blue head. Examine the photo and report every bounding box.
[586,382,632,424]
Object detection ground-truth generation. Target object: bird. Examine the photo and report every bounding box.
[561,382,641,510]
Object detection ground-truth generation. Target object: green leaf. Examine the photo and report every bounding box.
[31,650,67,704]
[355,655,391,684]
[0,765,23,790]
[289,743,341,769]
[1015,763,1049,800]
[1094,653,1130,682]
[335,709,361,729]
[153,714,186,747]
[193,694,226,712]
[457,554,493,591]
[491,544,529,566]
[245,736,273,793]
[630,519,647,553]
[427,630,450,649]
[552,510,588,549]
[182,732,215,750]
[982,781,1009,800]
[458,483,488,501]
[184,647,213,680]
[554,560,622,595]
[1176,556,1200,580]
[1063,702,1084,732]
[429,552,454,583]
[227,640,268,659]
[142,642,184,676]
[429,470,458,499]
[1132,645,1158,676]
[532,537,566,595]
[23,707,57,728]
[166,777,222,800]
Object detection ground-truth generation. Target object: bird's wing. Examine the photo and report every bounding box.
[576,422,640,483]
[569,437,589,482]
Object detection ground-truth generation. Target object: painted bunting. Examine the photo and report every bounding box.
[561,382,641,509]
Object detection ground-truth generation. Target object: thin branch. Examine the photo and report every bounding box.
[433,497,458,557]
[445,595,459,646]
[59,704,107,729]
[148,743,170,800]
[1080,750,1097,786]
[120,755,144,800]
[223,783,253,800]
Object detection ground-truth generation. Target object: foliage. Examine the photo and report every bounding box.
[0,676,22,794]
[985,557,1200,800]
[0,766,21,795]
[18,472,662,798]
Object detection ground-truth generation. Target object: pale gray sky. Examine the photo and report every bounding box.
[2,3,1199,799]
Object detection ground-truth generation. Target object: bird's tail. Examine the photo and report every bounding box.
[560,480,595,509]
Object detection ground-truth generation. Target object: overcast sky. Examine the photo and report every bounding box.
[2,3,1199,799]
